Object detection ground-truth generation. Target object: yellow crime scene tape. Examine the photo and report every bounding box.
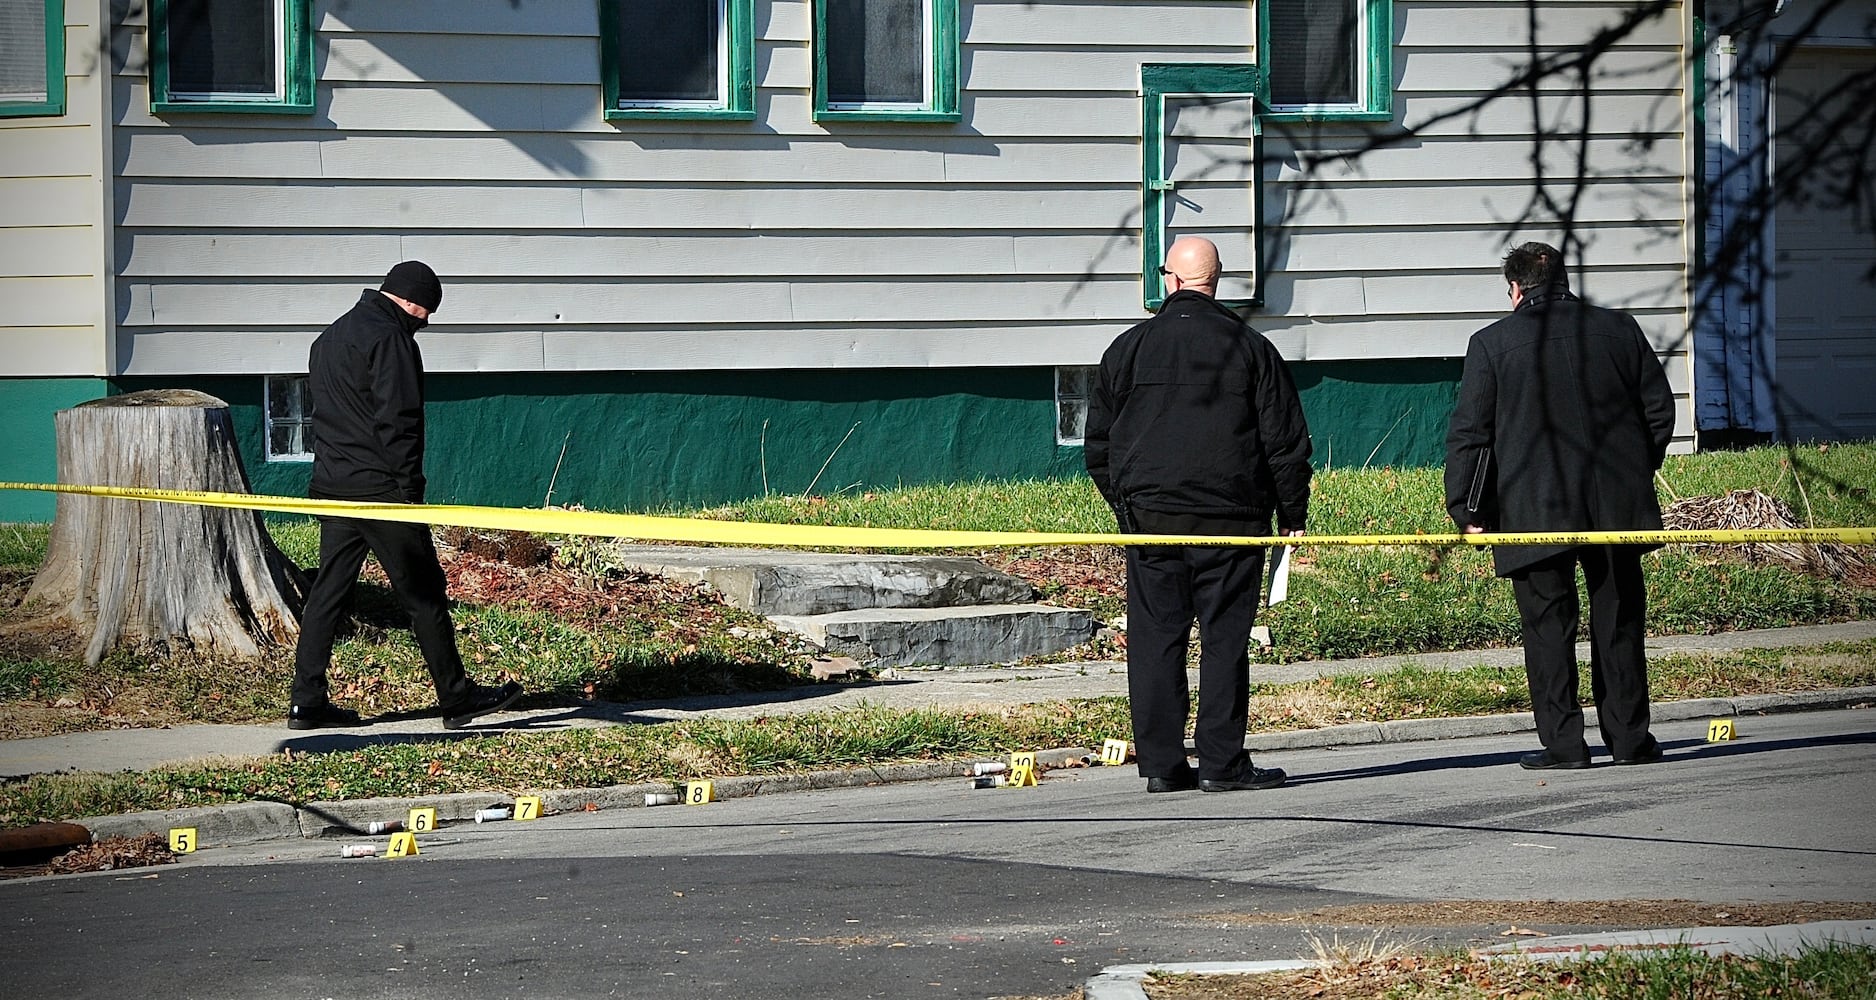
[4,481,1873,549]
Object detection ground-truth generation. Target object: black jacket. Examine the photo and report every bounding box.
[308,290,429,503]
[1444,288,1677,574]
[1084,289,1313,533]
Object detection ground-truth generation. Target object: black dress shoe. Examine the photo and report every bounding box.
[1199,766,1287,792]
[441,681,524,730]
[1146,769,1198,793]
[286,702,363,731]
[1519,750,1591,770]
[1613,739,1664,765]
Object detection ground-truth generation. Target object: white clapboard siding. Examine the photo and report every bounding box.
[0,226,98,277]
[317,2,598,37]
[1,0,107,372]
[1241,178,1683,228]
[0,176,97,227]
[1258,312,1690,361]
[117,182,587,228]
[321,34,601,85]
[1395,4,1685,47]
[1392,93,1689,137]
[0,126,98,178]
[127,277,1150,326]
[1396,48,1686,94]
[0,276,101,326]
[0,327,103,375]
[96,0,1695,411]
[116,321,1136,374]
[1173,136,1686,183]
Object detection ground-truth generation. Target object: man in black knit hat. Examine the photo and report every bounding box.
[288,261,523,730]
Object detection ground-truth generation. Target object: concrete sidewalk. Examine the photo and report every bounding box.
[3,620,1872,781]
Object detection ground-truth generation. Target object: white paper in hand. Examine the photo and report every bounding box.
[1265,545,1292,605]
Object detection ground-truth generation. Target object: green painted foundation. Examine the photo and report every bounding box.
[2,363,1460,521]
[0,377,113,522]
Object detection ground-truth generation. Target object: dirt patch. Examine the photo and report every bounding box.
[1205,898,1876,929]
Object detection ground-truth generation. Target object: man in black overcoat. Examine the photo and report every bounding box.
[1086,237,1313,793]
[1445,242,1677,769]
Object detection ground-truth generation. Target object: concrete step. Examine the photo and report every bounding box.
[768,604,1096,669]
[601,544,1035,616]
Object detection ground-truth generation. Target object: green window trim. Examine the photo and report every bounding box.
[599,0,755,121]
[149,0,315,115]
[1140,63,1265,312]
[0,0,65,118]
[1257,0,1393,123]
[812,0,959,123]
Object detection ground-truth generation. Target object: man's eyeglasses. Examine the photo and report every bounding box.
[1158,266,1173,276]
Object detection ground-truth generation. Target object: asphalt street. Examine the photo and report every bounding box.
[6,707,1873,998]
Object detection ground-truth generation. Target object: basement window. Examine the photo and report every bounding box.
[265,375,312,461]
[1056,366,1095,446]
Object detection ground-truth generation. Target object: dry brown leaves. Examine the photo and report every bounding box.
[45,833,178,875]
[979,546,1128,598]
[430,546,732,627]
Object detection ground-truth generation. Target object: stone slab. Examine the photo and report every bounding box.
[769,604,1096,668]
[602,543,1035,615]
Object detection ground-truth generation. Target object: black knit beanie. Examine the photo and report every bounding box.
[380,260,443,313]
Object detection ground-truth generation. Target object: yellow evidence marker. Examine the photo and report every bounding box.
[683,780,715,805]
[1007,751,1040,787]
[407,807,438,833]
[385,831,420,857]
[168,827,197,854]
[514,795,543,821]
[1099,739,1130,766]
[1708,719,1737,742]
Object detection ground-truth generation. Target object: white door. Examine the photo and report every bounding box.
[1774,46,1876,441]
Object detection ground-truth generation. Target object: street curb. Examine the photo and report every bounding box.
[22,688,1876,856]
[52,749,1095,853]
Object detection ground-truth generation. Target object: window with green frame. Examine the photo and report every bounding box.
[0,0,64,117]
[813,0,958,122]
[150,0,314,114]
[600,0,754,120]
[1259,0,1392,122]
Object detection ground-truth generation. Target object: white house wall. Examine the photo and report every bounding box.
[0,0,110,376]
[100,0,1690,445]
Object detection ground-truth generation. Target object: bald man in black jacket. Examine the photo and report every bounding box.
[1086,237,1312,794]
[1445,242,1676,769]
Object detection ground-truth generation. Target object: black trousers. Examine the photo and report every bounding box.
[291,514,472,709]
[1509,545,1653,761]
[1124,540,1265,781]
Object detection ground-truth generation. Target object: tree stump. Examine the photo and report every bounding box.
[25,389,308,665]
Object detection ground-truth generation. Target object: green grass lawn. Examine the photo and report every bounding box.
[0,441,1871,747]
